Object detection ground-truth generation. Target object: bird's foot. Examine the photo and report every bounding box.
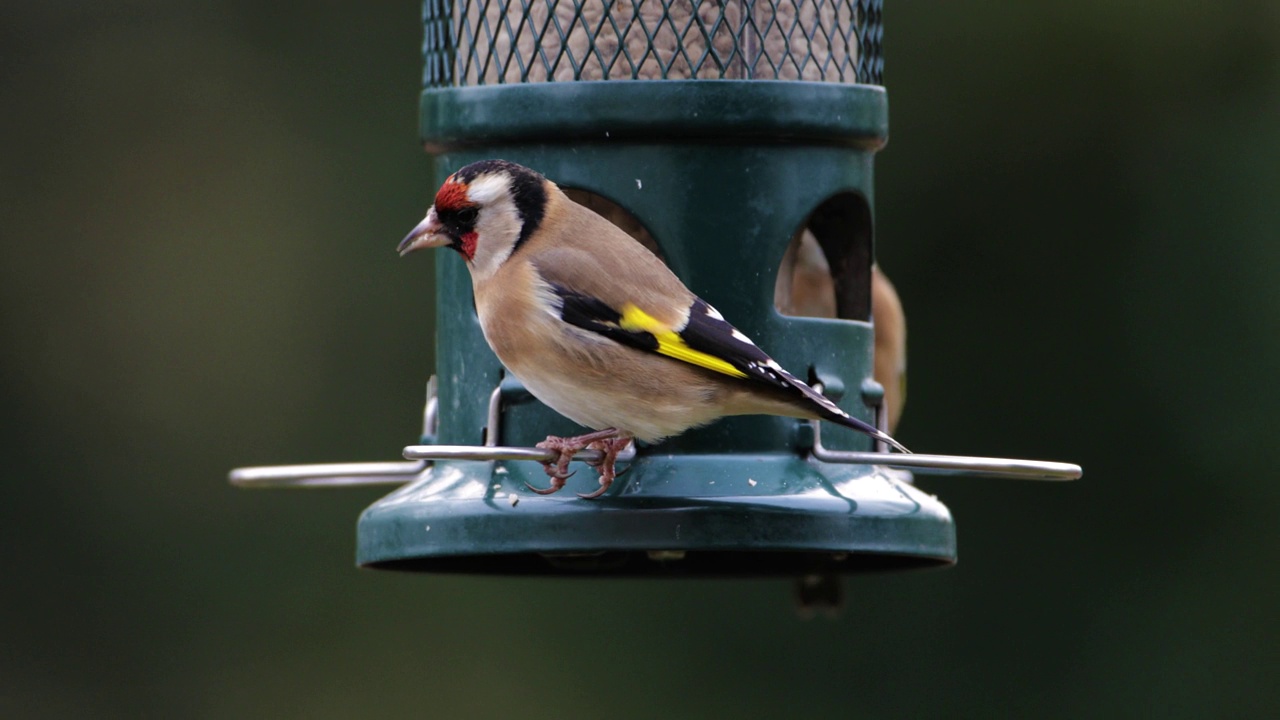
[526,428,620,496]
[578,437,634,499]
[528,436,578,495]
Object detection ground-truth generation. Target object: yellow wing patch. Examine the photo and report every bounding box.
[618,304,748,379]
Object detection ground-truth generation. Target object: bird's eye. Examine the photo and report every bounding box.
[455,207,479,225]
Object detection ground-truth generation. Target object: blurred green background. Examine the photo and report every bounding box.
[3,1,1277,717]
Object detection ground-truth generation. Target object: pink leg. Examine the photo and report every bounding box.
[526,428,621,495]
[578,436,634,499]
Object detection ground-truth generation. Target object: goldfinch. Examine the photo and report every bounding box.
[774,232,908,433]
[870,265,907,433]
[398,160,908,498]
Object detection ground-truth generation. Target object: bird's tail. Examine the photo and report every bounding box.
[822,408,911,454]
[791,377,911,454]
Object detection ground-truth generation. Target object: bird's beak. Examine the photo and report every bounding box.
[397,208,448,256]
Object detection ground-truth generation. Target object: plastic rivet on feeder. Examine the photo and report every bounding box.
[232,0,1081,585]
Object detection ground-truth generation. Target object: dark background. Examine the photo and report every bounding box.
[3,1,1277,717]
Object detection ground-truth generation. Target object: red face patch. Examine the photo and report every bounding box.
[459,231,478,261]
[434,178,475,213]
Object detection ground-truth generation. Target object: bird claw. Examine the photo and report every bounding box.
[575,437,632,500]
[527,462,574,494]
[535,435,581,487]
[528,430,628,499]
[544,466,577,481]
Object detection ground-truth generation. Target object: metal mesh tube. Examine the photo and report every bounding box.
[424,0,883,86]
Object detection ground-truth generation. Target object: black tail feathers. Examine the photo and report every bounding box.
[821,407,911,454]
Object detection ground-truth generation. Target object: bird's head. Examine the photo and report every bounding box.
[398,160,548,280]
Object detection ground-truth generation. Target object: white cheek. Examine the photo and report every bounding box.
[467,207,521,281]
[466,175,510,205]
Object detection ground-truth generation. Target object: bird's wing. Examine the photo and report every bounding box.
[530,240,908,452]
[548,283,855,426]
[528,245,768,383]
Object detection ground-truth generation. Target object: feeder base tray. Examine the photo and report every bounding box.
[356,454,956,577]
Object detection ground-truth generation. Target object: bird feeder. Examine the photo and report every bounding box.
[232,0,1080,579]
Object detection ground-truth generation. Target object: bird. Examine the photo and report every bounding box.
[398,159,908,498]
[774,230,908,433]
[870,265,907,433]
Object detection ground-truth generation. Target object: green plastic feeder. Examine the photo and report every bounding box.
[230,0,1081,579]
